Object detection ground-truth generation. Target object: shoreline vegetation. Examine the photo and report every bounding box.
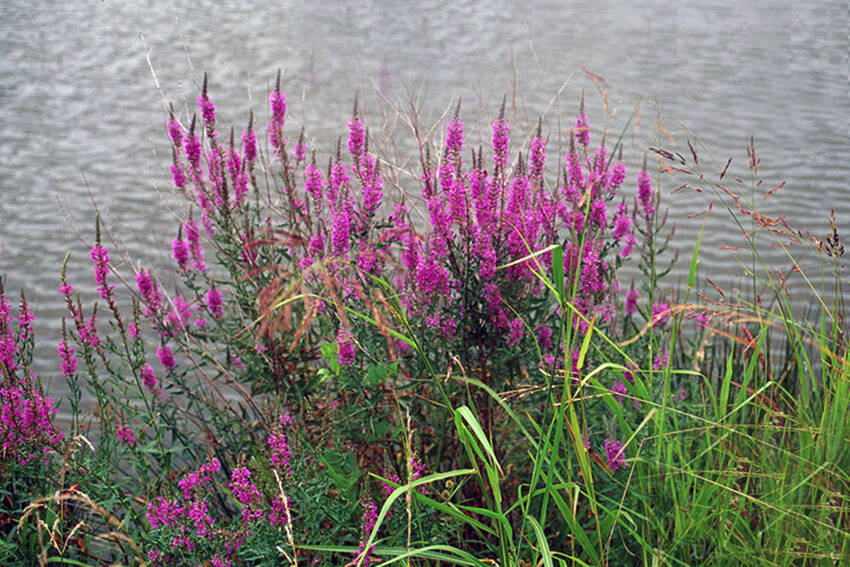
[1,72,847,566]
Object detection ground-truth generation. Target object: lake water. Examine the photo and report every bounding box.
[1,0,847,389]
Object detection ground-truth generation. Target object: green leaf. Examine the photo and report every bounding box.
[320,342,341,375]
[455,406,501,474]
[528,516,554,567]
[366,364,387,385]
[688,221,705,290]
[318,450,359,496]
[576,314,595,371]
[553,244,565,303]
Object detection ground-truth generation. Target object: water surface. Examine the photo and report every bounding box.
[0,1,847,388]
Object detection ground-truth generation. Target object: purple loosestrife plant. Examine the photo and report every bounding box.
[228,466,264,522]
[157,344,176,373]
[348,98,366,159]
[336,328,356,366]
[268,414,294,475]
[604,438,626,471]
[141,363,160,396]
[637,161,655,217]
[116,422,136,446]
[625,284,640,315]
[575,93,590,147]
[172,228,190,271]
[136,268,163,317]
[241,115,257,164]
[205,285,223,320]
[491,107,511,172]
[137,78,686,564]
[0,384,63,466]
[354,499,379,567]
[184,217,207,272]
[198,73,217,136]
[90,243,114,301]
[268,71,286,153]
[57,339,77,380]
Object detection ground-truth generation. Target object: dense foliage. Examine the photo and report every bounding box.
[1,74,847,566]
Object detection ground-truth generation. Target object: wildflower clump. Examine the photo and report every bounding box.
[0,288,63,467]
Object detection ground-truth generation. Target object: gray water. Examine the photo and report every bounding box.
[0,1,848,391]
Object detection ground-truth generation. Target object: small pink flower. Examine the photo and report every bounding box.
[611,381,627,404]
[116,423,136,446]
[652,302,671,328]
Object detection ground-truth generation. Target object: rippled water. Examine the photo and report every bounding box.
[1,1,847,387]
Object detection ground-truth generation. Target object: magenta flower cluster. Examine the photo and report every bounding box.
[382,456,427,495]
[145,432,301,566]
[354,499,379,567]
[268,413,294,475]
[146,458,233,566]
[229,466,264,522]
[1,384,64,466]
[115,422,136,446]
[89,244,113,300]
[0,292,64,465]
[604,438,626,471]
[151,79,661,378]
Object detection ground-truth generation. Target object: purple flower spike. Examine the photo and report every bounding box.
[625,286,639,315]
[620,234,637,259]
[185,123,201,168]
[613,203,631,240]
[58,340,77,379]
[205,286,223,319]
[268,72,287,151]
[270,88,286,126]
[170,163,186,189]
[305,158,324,204]
[637,164,655,215]
[185,218,206,272]
[530,134,546,178]
[89,244,113,300]
[330,206,353,256]
[576,94,590,147]
[609,160,626,190]
[198,73,216,131]
[136,269,163,316]
[492,118,511,172]
[198,96,215,131]
[229,466,264,523]
[268,428,293,475]
[604,438,626,471]
[167,117,183,149]
[172,235,189,271]
[242,125,257,163]
[446,117,464,157]
[198,98,214,130]
[141,363,160,396]
[294,126,307,163]
[362,160,383,215]
[354,500,379,567]
[575,113,590,147]
[348,115,365,158]
[157,344,175,373]
[336,328,356,365]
